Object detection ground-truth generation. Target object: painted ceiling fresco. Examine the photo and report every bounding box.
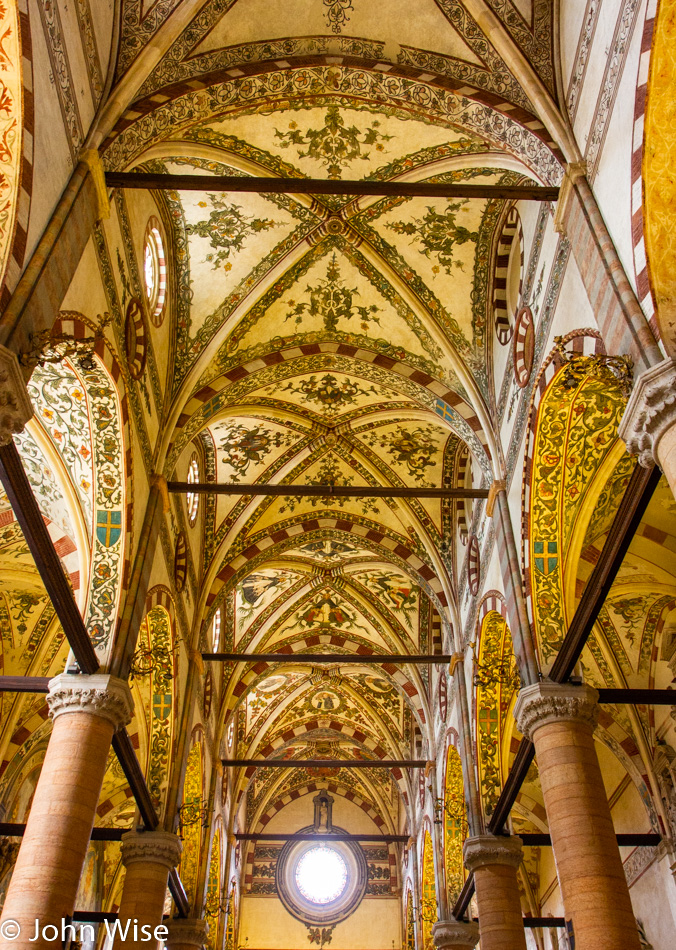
[105,4,532,836]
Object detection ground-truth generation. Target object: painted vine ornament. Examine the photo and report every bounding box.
[386,201,479,275]
[186,195,279,270]
[274,105,392,179]
[285,253,382,332]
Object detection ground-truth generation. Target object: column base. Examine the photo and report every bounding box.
[432,919,479,950]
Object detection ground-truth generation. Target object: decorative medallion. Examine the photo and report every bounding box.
[512,306,534,388]
[439,674,448,722]
[203,670,213,720]
[467,535,480,596]
[174,533,188,592]
[124,298,148,379]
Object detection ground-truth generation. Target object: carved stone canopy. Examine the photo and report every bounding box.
[513,681,599,740]
[0,344,33,446]
[618,356,676,467]
[432,919,479,950]
[121,829,182,870]
[47,673,134,731]
[165,918,210,949]
[462,834,523,873]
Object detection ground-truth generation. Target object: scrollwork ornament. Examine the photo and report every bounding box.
[513,681,599,740]
[47,673,134,731]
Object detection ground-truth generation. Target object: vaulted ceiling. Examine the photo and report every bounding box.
[94,0,565,831]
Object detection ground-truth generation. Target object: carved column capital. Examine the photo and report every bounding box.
[514,681,599,740]
[0,345,33,446]
[432,919,479,950]
[47,673,134,731]
[121,830,182,870]
[618,357,676,467]
[463,834,523,873]
[166,918,210,949]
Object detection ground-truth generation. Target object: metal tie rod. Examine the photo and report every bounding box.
[168,482,488,499]
[222,759,426,768]
[106,172,559,202]
[235,833,409,842]
[204,653,452,664]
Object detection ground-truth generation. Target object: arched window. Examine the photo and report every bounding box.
[212,608,222,652]
[144,219,167,326]
[186,456,199,525]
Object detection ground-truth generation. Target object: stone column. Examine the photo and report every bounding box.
[114,831,182,950]
[0,674,133,950]
[619,357,676,497]
[514,681,641,950]
[165,918,209,950]
[432,919,479,950]
[462,836,526,950]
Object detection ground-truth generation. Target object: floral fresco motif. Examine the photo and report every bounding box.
[279,373,378,414]
[323,0,354,33]
[476,612,519,819]
[274,105,392,179]
[528,366,629,664]
[138,606,174,815]
[279,456,378,515]
[19,356,125,655]
[386,201,479,275]
[235,568,298,639]
[285,253,381,332]
[361,424,440,483]
[295,539,360,562]
[185,194,279,270]
[217,422,297,481]
[291,592,369,636]
[358,570,417,629]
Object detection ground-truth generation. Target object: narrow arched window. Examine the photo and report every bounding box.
[212,608,222,652]
[186,456,199,525]
[144,219,167,326]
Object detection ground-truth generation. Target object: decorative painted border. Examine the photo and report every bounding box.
[519,329,606,626]
[630,0,659,334]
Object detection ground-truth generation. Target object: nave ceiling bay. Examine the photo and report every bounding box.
[88,1,567,833]
[102,0,566,477]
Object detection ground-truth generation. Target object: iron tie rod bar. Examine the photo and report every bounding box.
[203,653,452,664]
[222,759,426,768]
[106,173,559,202]
[235,833,410,842]
[168,482,488,499]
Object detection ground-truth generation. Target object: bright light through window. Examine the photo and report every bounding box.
[212,608,222,652]
[186,456,199,524]
[295,847,347,904]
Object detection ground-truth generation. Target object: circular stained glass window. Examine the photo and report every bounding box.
[295,847,348,905]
